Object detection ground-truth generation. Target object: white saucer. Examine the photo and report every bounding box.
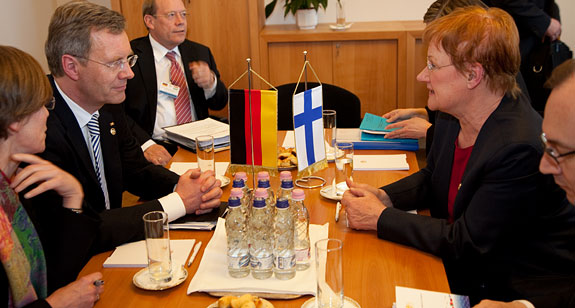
[301,296,361,308]
[320,182,349,201]
[133,265,187,290]
[217,175,230,187]
[329,23,352,31]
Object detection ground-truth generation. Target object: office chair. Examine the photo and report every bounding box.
[274,82,361,130]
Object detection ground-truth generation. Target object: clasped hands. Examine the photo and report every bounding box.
[176,168,222,215]
[341,179,391,231]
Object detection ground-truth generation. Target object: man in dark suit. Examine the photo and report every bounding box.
[124,0,228,166]
[26,1,223,291]
[474,61,575,308]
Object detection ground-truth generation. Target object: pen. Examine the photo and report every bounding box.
[93,279,104,287]
[187,241,202,267]
[335,202,341,222]
[184,239,196,266]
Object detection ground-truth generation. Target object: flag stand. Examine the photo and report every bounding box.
[228,59,278,188]
[294,51,327,189]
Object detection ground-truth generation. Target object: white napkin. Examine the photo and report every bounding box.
[353,154,409,171]
[169,162,230,176]
[103,239,195,268]
[187,218,329,295]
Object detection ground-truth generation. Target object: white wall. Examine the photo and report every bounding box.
[265,0,575,55]
[0,0,111,73]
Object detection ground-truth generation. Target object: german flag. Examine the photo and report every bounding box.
[229,89,277,168]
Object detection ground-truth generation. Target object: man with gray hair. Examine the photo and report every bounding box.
[124,0,227,165]
[27,0,222,291]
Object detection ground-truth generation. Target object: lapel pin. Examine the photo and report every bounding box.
[109,122,116,135]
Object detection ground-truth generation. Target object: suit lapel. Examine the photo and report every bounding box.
[50,77,101,188]
[134,37,160,128]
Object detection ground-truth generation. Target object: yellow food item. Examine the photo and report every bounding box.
[278,147,297,168]
[217,294,273,308]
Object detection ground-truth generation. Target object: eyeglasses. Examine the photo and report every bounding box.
[45,97,55,110]
[426,59,453,72]
[75,54,138,71]
[153,11,187,20]
[541,132,575,165]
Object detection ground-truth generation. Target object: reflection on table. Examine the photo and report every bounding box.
[80,134,449,308]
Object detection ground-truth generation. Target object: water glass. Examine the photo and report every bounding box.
[334,142,353,195]
[336,0,346,27]
[315,239,344,308]
[323,110,337,161]
[196,135,215,172]
[143,211,172,283]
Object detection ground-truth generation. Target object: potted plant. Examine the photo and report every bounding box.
[265,0,328,30]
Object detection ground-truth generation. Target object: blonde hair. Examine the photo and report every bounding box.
[424,6,521,98]
[0,46,52,139]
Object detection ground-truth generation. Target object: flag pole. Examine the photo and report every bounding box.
[303,51,308,91]
[247,58,256,189]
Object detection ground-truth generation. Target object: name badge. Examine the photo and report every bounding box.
[159,82,180,99]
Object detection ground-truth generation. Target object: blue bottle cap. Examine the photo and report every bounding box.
[276,198,290,209]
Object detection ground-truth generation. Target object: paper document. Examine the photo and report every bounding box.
[169,162,230,177]
[395,286,470,308]
[170,202,228,230]
[187,218,328,295]
[103,239,196,268]
[353,154,409,171]
[163,118,230,151]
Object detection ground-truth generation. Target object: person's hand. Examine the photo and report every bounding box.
[10,154,83,210]
[175,168,222,214]
[189,61,215,89]
[143,144,172,166]
[383,108,428,122]
[341,185,387,231]
[384,117,432,139]
[474,300,527,308]
[45,272,104,308]
[545,18,561,41]
[346,178,388,203]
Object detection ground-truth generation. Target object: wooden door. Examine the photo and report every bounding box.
[333,40,398,116]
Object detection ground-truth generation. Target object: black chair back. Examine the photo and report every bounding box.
[275,82,361,130]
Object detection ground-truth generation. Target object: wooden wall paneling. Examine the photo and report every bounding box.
[405,30,428,109]
[333,40,398,117]
[267,42,333,86]
[119,0,148,39]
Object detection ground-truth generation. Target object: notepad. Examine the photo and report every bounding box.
[353,154,409,171]
[395,286,470,308]
[103,239,196,268]
[359,113,397,134]
[169,162,230,177]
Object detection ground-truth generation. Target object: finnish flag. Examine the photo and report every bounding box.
[293,85,326,171]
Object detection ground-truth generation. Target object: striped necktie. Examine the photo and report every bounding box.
[87,113,107,208]
[165,51,193,124]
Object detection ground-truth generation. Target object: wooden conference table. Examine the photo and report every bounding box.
[80,137,450,307]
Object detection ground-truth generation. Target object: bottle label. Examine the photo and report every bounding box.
[295,248,310,262]
[274,254,296,270]
[228,254,250,269]
[250,255,273,270]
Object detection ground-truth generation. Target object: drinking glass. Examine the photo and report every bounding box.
[315,239,344,308]
[143,211,172,283]
[336,0,346,27]
[196,135,215,172]
[334,142,353,195]
[323,110,337,161]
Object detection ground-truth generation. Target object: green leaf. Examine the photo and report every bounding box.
[265,0,278,18]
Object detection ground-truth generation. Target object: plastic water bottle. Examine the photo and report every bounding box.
[248,188,273,279]
[291,189,311,271]
[278,171,294,202]
[225,188,250,278]
[273,199,296,280]
[257,171,276,214]
[232,172,251,216]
